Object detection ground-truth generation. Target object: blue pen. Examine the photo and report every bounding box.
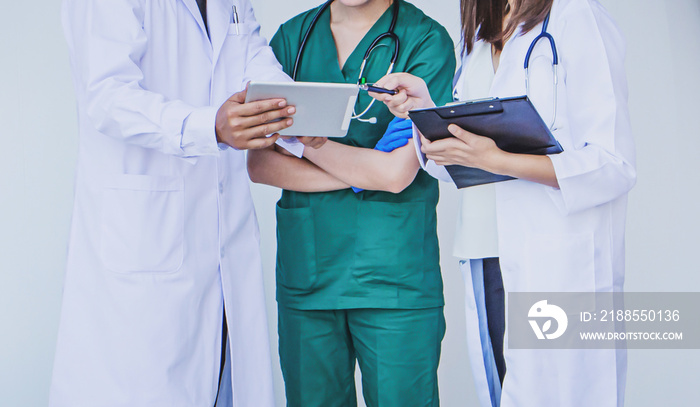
[359,83,398,95]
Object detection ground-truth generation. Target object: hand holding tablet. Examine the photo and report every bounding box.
[216,87,296,150]
[245,81,359,138]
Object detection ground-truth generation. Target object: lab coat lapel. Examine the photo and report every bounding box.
[180,0,209,40]
[209,0,231,67]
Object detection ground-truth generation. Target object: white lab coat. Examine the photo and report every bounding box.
[420,0,636,406]
[50,1,288,406]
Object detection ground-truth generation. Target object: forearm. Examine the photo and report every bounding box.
[427,127,560,189]
[491,152,560,189]
[303,141,419,194]
[88,86,215,157]
[247,147,350,192]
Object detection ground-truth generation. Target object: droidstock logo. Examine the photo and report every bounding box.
[528,300,568,340]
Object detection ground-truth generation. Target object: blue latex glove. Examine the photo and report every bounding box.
[352,117,414,193]
[374,117,414,151]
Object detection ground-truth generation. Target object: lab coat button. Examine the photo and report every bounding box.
[219,183,224,194]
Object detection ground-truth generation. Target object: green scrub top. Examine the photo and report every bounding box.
[270,0,456,310]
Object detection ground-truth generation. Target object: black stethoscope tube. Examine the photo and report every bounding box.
[292,0,401,82]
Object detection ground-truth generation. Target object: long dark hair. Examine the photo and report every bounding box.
[461,0,554,55]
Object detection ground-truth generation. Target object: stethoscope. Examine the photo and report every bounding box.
[524,11,558,130]
[292,0,400,124]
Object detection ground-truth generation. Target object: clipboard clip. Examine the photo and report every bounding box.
[436,98,504,119]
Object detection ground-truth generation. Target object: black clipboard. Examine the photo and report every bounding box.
[408,96,563,188]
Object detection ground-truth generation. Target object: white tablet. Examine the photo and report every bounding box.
[245,81,359,138]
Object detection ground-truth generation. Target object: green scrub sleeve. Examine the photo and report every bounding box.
[270,25,292,77]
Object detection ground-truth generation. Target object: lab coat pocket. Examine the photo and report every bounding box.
[227,21,251,36]
[100,175,184,273]
[523,233,595,292]
[223,22,251,93]
[353,201,426,285]
[275,203,317,291]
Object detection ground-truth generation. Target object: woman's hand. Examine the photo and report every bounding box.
[369,73,436,118]
[421,124,507,173]
[422,124,560,188]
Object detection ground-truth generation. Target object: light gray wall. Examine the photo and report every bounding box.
[0,1,78,407]
[0,0,698,406]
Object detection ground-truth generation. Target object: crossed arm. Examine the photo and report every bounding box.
[247,139,419,194]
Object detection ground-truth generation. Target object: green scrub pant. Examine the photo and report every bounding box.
[278,306,446,407]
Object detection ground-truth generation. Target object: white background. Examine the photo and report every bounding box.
[0,0,698,406]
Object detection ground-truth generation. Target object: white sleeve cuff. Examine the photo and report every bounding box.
[413,123,452,183]
[181,106,220,157]
[425,161,453,183]
[412,124,428,168]
[275,137,304,158]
